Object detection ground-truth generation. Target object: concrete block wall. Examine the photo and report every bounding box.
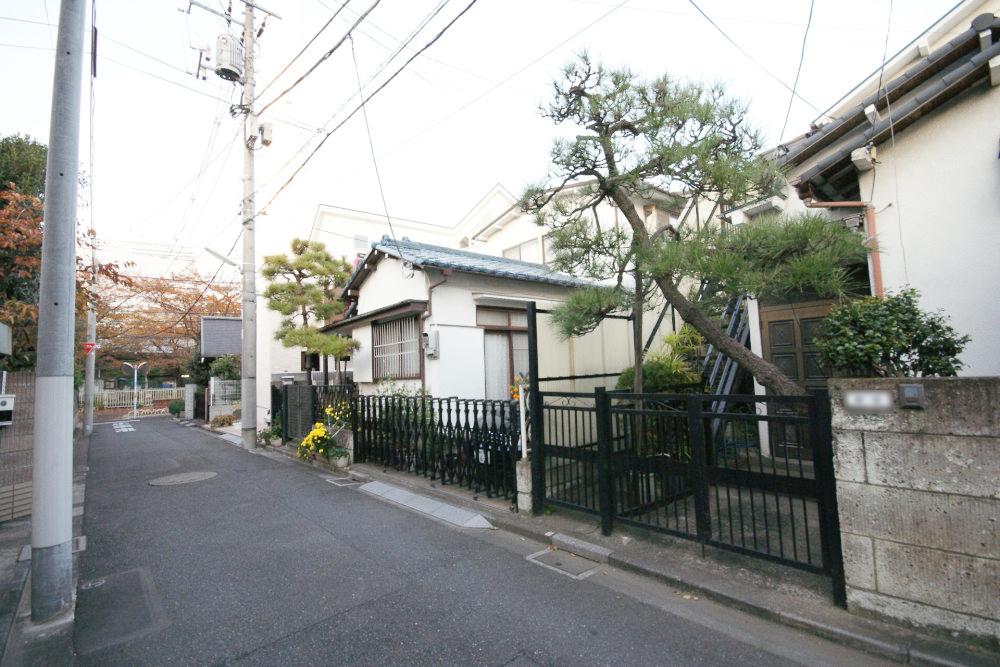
[829,378,1000,649]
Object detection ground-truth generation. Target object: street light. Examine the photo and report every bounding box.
[122,361,148,420]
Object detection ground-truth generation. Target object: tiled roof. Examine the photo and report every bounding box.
[367,236,595,289]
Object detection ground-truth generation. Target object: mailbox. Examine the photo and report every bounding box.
[0,394,13,427]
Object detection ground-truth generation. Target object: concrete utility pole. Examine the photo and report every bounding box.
[240,1,258,451]
[31,0,86,623]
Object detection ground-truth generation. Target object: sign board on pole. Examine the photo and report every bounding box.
[82,342,96,355]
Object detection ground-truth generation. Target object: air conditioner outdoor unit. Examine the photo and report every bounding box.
[215,34,244,82]
[0,394,13,427]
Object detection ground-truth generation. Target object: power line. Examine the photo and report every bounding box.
[384,0,630,154]
[349,35,402,258]
[256,0,352,99]
[778,0,815,144]
[685,0,820,113]
[257,0,384,115]
[257,1,460,218]
[255,0,480,220]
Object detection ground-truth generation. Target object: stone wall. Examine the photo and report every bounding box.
[829,377,1000,649]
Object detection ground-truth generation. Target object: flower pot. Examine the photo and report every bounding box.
[331,455,349,470]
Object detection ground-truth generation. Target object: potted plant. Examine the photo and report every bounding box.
[298,421,349,468]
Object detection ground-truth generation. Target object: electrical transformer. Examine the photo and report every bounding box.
[214,34,244,82]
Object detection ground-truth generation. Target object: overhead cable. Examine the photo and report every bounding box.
[257,0,384,115]
[255,0,480,220]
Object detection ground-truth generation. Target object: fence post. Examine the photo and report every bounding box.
[281,385,289,445]
[687,395,711,545]
[527,302,545,514]
[810,395,847,608]
[595,387,614,536]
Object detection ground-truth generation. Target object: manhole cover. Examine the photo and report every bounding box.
[526,548,600,579]
[148,471,217,486]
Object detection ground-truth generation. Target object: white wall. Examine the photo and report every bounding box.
[355,256,429,314]
[857,82,1000,376]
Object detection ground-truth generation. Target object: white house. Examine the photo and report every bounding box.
[322,236,639,399]
[726,0,1000,391]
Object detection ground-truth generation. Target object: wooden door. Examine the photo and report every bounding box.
[759,301,834,459]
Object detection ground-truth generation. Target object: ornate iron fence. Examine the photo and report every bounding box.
[355,395,520,500]
[531,386,845,604]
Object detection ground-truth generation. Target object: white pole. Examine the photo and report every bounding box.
[83,310,95,434]
[132,364,138,419]
[31,0,85,623]
[240,2,258,451]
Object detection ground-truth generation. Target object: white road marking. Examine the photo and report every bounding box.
[113,421,136,433]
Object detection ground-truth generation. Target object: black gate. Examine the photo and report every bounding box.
[530,386,844,604]
[193,386,206,420]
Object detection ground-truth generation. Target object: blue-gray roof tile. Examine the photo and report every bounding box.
[369,236,594,289]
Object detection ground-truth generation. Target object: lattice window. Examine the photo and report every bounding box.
[372,316,420,379]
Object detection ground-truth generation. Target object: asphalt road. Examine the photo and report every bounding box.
[75,417,887,666]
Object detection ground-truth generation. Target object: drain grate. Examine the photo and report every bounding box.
[148,471,217,486]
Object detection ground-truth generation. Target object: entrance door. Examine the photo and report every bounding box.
[759,301,834,459]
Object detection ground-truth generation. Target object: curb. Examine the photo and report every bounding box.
[340,464,995,667]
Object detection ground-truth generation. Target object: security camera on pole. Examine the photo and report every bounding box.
[186,0,280,451]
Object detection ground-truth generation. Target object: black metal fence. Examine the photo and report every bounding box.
[354,395,521,500]
[530,386,844,604]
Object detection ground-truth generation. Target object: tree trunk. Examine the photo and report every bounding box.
[302,306,312,386]
[604,185,805,397]
[631,270,643,394]
[322,354,329,386]
[656,277,806,396]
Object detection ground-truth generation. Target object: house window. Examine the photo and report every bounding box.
[372,316,420,379]
[477,308,529,400]
[502,239,542,264]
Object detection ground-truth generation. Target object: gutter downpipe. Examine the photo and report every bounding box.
[804,199,884,298]
[420,269,452,393]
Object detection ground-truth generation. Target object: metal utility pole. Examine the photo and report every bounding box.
[31,0,85,623]
[123,361,147,420]
[83,309,96,434]
[240,1,258,451]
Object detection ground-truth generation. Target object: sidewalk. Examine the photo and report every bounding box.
[0,432,91,666]
[332,457,996,667]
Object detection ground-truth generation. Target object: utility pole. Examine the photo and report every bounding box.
[184,0,279,451]
[83,308,95,434]
[123,361,147,420]
[240,1,258,451]
[31,0,85,623]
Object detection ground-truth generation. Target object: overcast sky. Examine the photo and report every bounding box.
[1,0,958,280]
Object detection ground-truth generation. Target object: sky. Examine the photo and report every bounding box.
[0,0,960,280]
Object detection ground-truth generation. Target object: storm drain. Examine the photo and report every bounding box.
[526,548,600,580]
[148,471,217,486]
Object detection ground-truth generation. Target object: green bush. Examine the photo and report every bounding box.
[209,354,240,380]
[617,324,703,392]
[815,289,970,378]
[210,414,236,428]
[168,399,184,416]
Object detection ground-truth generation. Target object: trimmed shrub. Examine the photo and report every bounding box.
[168,399,184,416]
[210,414,236,428]
[815,289,970,377]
